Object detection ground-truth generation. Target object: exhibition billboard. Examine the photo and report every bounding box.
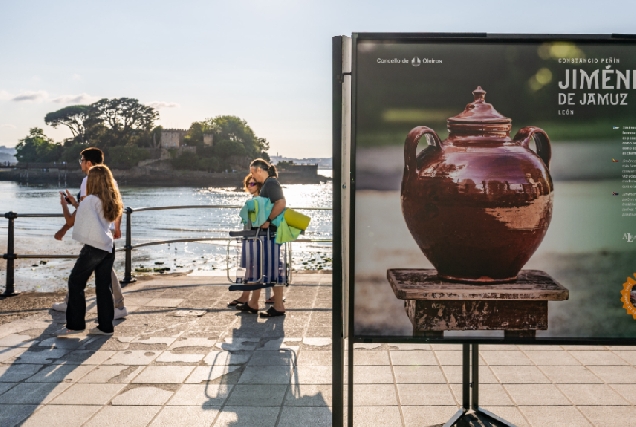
[351,34,636,342]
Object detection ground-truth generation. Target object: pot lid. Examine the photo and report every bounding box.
[448,86,511,125]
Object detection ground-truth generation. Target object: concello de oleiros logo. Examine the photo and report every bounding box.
[620,273,636,319]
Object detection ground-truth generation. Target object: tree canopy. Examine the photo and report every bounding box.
[44,98,159,148]
[44,105,91,144]
[89,98,157,136]
[19,104,272,171]
[205,115,269,159]
[15,128,62,163]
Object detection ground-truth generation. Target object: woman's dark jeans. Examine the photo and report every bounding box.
[66,245,115,333]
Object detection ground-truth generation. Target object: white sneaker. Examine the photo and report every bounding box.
[52,301,67,312]
[88,327,113,336]
[114,307,128,320]
[56,328,84,338]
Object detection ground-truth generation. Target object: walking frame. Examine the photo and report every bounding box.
[226,226,292,292]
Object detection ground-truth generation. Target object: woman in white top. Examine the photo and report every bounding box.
[57,165,124,336]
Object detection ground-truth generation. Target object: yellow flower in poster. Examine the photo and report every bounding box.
[620,274,636,320]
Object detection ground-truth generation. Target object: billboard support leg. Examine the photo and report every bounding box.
[2,212,19,299]
[443,343,517,427]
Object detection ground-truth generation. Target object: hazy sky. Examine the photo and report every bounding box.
[1,0,635,157]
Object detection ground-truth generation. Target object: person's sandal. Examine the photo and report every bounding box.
[56,328,84,338]
[260,306,286,317]
[237,303,258,314]
[228,299,247,307]
[88,327,113,336]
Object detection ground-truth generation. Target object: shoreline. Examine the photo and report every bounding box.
[0,168,331,187]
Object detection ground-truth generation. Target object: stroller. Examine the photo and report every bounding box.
[226,225,292,292]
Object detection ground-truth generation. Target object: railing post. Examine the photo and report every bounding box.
[2,212,19,298]
[120,207,136,286]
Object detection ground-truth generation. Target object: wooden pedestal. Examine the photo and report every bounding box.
[387,269,569,337]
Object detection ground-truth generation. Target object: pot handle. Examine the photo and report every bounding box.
[513,126,551,169]
[404,126,442,179]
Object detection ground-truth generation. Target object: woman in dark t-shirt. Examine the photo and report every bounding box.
[237,158,287,317]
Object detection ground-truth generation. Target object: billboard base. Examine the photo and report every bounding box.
[445,408,516,427]
[444,344,517,427]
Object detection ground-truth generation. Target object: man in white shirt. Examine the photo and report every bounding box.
[52,147,128,320]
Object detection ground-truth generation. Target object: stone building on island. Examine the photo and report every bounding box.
[157,128,214,160]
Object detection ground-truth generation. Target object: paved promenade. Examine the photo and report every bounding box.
[1,274,636,426]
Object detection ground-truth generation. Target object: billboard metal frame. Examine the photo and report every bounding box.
[333,32,636,427]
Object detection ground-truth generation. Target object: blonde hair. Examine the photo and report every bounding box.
[86,165,123,222]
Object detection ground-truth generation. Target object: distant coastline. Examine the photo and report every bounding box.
[0,166,331,187]
[0,146,332,187]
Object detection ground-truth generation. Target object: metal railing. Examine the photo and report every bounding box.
[2,205,332,297]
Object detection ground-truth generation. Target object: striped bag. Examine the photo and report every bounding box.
[240,231,287,285]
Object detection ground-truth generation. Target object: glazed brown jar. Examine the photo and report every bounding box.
[401,86,553,283]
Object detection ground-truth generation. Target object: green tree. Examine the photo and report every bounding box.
[184,121,207,147]
[106,146,151,169]
[170,151,200,170]
[15,128,62,163]
[60,143,86,164]
[201,115,268,160]
[88,98,158,147]
[199,156,220,172]
[214,140,247,158]
[44,105,91,144]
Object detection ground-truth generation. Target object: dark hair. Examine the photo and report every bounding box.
[250,158,278,178]
[81,147,104,165]
[243,173,262,194]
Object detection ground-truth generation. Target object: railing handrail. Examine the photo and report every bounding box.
[9,213,65,218]
[5,205,331,218]
[2,204,333,296]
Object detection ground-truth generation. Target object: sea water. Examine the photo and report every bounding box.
[0,179,333,292]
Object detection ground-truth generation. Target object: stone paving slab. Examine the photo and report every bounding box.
[149,406,219,427]
[203,350,251,366]
[215,406,280,427]
[84,405,161,427]
[166,383,232,407]
[54,350,117,365]
[49,383,125,405]
[21,404,102,427]
[169,337,216,349]
[111,385,175,406]
[78,365,142,383]
[0,381,72,404]
[279,406,332,427]
[186,365,242,384]
[13,348,69,364]
[0,363,43,382]
[102,350,159,365]
[155,351,204,364]
[0,381,15,395]
[132,365,195,384]
[226,384,288,406]
[3,274,636,426]
[0,334,37,348]
[25,363,94,383]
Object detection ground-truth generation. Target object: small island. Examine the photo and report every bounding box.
[0,98,330,186]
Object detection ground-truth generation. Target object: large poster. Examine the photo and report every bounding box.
[352,35,636,341]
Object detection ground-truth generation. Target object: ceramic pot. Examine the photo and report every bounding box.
[401,86,553,283]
